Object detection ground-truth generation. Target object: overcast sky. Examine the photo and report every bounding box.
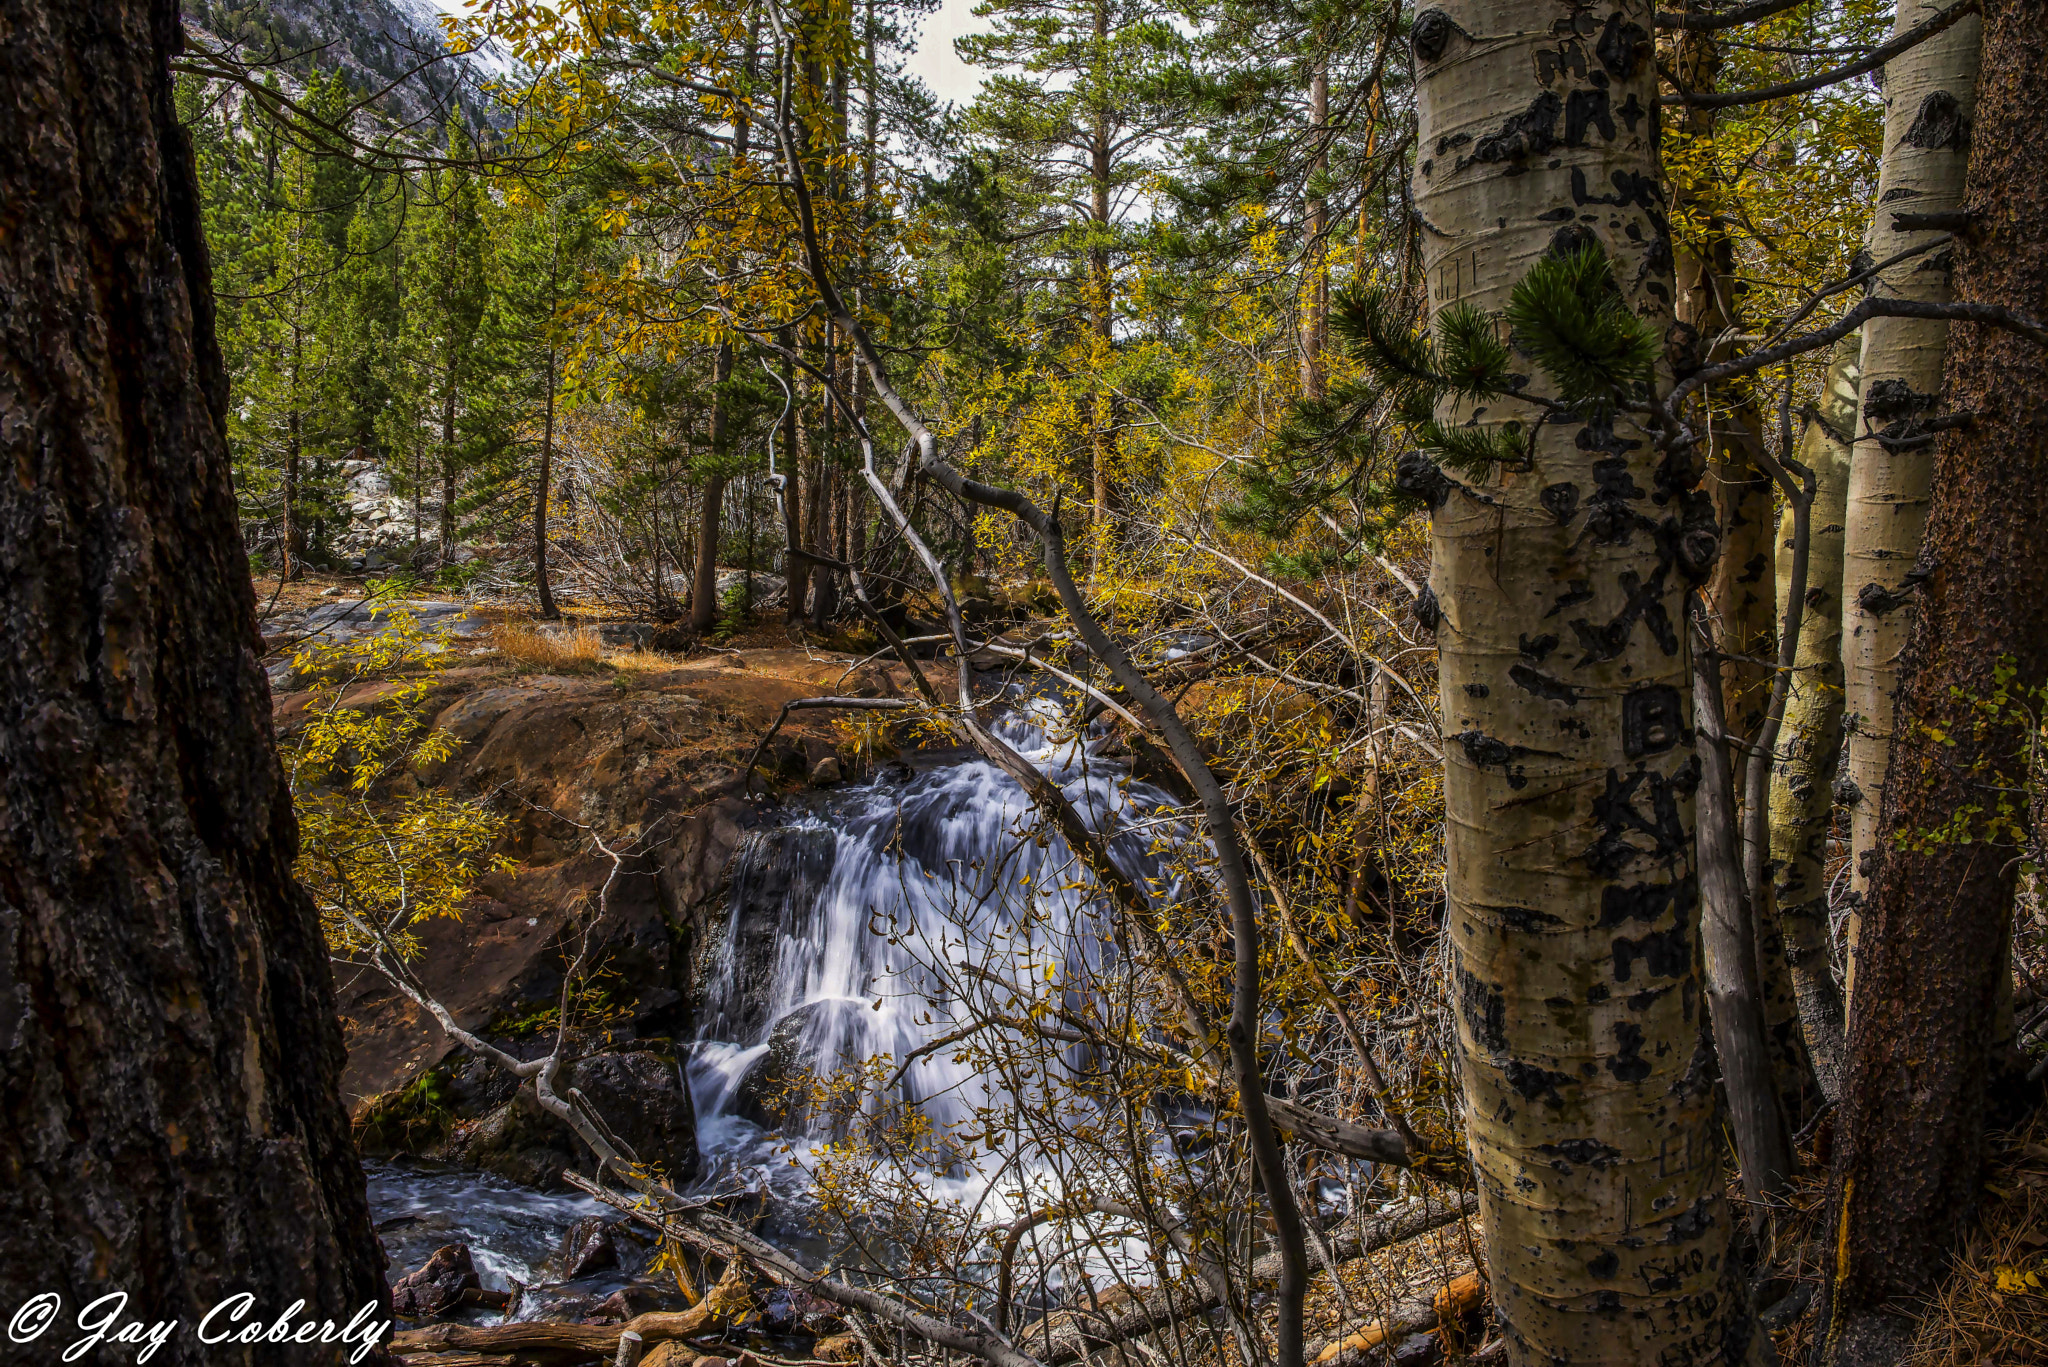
[428,0,991,107]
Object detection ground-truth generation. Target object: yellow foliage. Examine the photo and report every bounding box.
[283,608,513,961]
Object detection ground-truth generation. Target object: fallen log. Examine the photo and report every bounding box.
[1309,1269,1485,1363]
[1036,1193,1478,1366]
[388,1263,750,1365]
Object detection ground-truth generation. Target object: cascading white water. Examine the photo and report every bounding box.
[686,694,1188,1195]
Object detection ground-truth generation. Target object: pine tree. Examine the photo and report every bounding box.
[396,120,492,565]
[959,0,1190,573]
[480,186,602,616]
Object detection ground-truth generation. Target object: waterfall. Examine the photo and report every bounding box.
[686,693,1187,1190]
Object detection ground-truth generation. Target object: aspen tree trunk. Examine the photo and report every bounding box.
[1820,6,2048,1355]
[1765,330,1859,1101]
[535,346,558,619]
[1837,0,1981,961]
[0,2,391,1356]
[1412,5,1754,1361]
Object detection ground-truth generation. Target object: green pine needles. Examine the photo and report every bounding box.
[1502,241,1662,413]
[1229,242,1661,541]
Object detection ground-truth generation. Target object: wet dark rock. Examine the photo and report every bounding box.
[442,1050,698,1189]
[557,1215,624,1278]
[731,1000,863,1130]
[390,1243,481,1319]
[1391,1331,1442,1365]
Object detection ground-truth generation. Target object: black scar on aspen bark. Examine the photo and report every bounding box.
[1863,377,1938,420]
[1607,1021,1652,1082]
[1546,580,1596,617]
[1584,767,1689,876]
[1568,568,1679,663]
[1612,922,1692,982]
[1542,1137,1624,1172]
[1510,663,1584,705]
[1577,415,1642,457]
[1541,482,1581,523]
[1880,185,1924,204]
[1519,632,1561,661]
[1394,449,1452,508]
[1565,87,1616,147]
[1902,89,1972,153]
[1474,92,1564,164]
[1570,166,1663,213]
[1598,875,1697,927]
[1503,1059,1574,1106]
[1452,730,1562,789]
[1855,581,1912,616]
[1480,902,1566,931]
[1412,584,1441,633]
[1621,683,1685,756]
[1458,967,1509,1051]
[1594,11,1648,80]
[1410,7,1463,63]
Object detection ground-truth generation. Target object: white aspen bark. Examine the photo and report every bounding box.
[1766,330,1860,1101]
[1412,5,1754,1362]
[1838,0,1981,977]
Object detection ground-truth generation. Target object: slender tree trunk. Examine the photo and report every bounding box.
[782,355,811,618]
[1086,0,1116,578]
[1413,5,1755,1361]
[1694,613,1793,1216]
[1766,330,1860,1101]
[1818,8,2048,1357]
[535,346,558,619]
[691,343,732,633]
[1837,0,1982,974]
[439,380,457,563]
[1667,17,1804,1123]
[0,4,391,1359]
[284,407,304,581]
[1300,50,1329,401]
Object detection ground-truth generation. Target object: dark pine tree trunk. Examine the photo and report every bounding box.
[1818,5,2048,1360]
[0,4,391,1361]
[535,347,558,619]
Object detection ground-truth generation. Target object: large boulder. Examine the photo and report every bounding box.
[441,1049,698,1189]
[731,1000,865,1131]
[390,1244,480,1319]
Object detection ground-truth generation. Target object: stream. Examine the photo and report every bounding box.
[367,687,1211,1316]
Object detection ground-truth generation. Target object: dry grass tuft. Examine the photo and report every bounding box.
[487,620,608,670]
[608,648,685,674]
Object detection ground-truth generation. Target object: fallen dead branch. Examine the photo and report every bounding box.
[389,1263,750,1365]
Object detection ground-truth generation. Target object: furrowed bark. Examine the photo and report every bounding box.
[1837,0,1982,980]
[1818,3,2048,1358]
[1765,330,1860,1101]
[1412,4,1754,1362]
[0,2,391,1359]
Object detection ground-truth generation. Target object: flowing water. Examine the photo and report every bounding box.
[368,689,1201,1303]
[686,693,1190,1214]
